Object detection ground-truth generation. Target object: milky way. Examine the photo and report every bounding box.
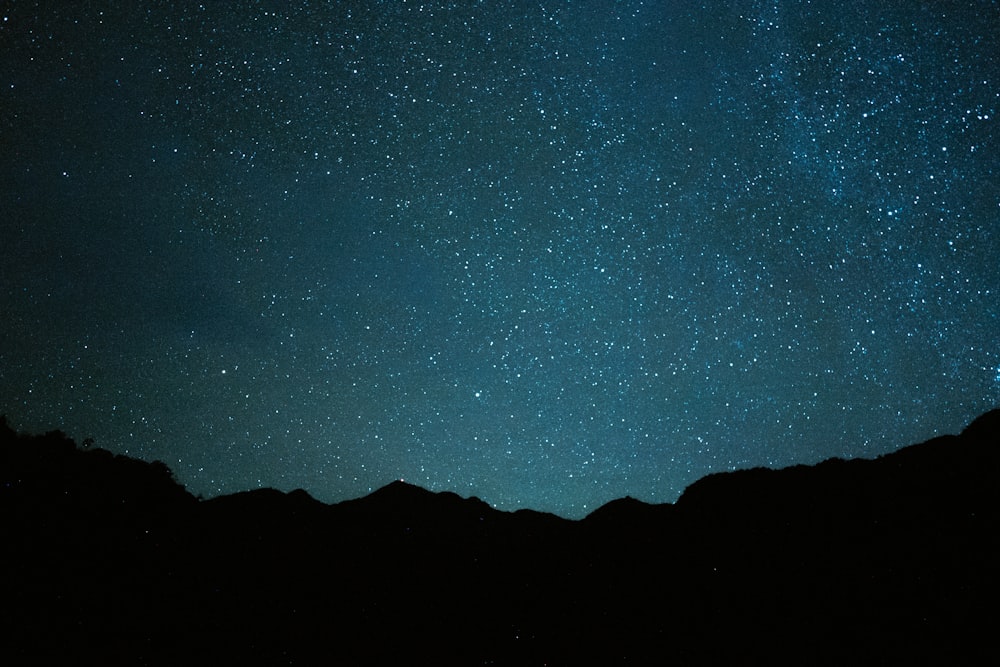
[2,1,998,517]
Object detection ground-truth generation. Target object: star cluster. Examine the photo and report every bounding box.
[2,1,998,517]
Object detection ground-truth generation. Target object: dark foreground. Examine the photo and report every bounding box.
[2,411,997,665]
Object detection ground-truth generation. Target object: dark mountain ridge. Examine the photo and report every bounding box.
[1,410,997,665]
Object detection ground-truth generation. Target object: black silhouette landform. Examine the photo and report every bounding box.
[2,410,997,665]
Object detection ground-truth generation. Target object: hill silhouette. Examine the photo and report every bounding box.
[1,410,997,665]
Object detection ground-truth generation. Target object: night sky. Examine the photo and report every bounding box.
[2,1,998,518]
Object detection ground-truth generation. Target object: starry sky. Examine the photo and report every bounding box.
[2,1,998,518]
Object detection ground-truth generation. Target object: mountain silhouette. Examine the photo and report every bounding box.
[1,410,997,665]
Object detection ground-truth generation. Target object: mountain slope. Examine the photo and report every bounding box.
[1,410,996,665]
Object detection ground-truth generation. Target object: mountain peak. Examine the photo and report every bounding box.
[367,478,436,501]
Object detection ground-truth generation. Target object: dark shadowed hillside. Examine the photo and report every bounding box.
[1,411,997,665]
